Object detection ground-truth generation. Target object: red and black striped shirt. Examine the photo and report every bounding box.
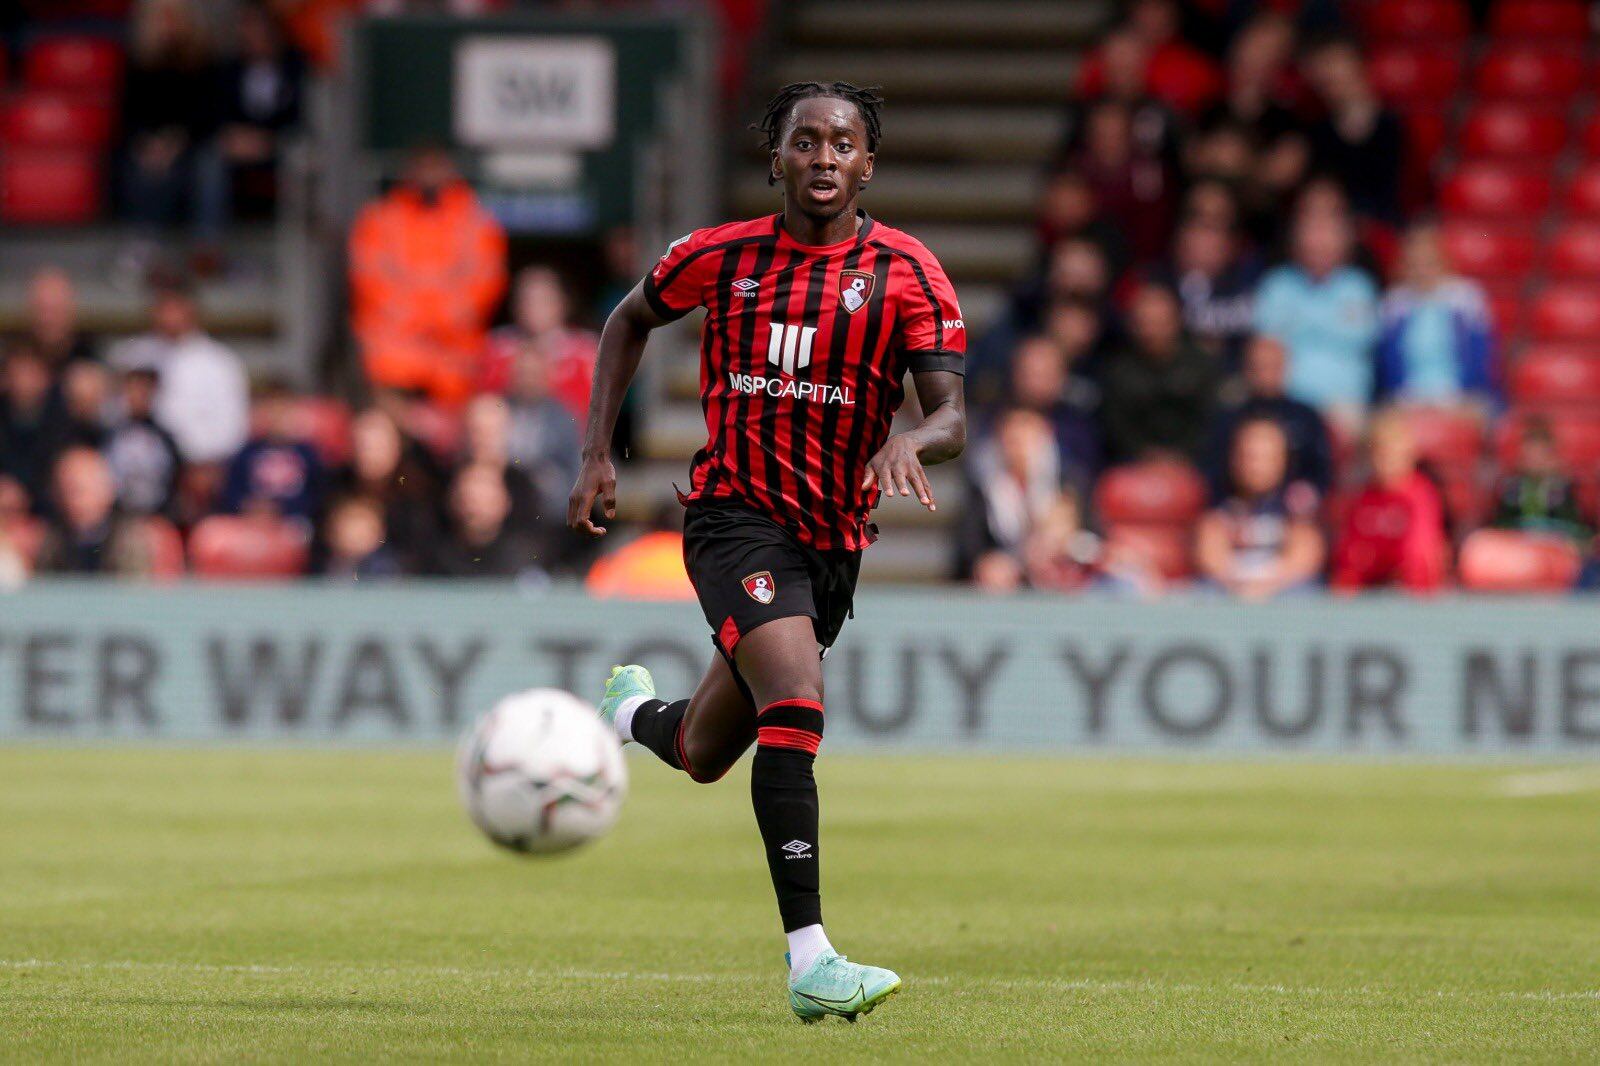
[642,212,966,551]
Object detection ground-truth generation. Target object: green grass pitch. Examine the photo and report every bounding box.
[3,749,1598,1063]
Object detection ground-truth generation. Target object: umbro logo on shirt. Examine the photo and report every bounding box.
[732,277,760,297]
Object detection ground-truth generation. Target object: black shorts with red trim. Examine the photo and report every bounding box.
[682,500,861,663]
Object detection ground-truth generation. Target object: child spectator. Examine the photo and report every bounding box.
[220,380,324,525]
[1195,417,1325,600]
[1254,206,1379,432]
[1376,223,1498,411]
[1489,420,1590,543]
[105,368,183,519]
[1101,281,1220,463]
[1330,411,1449,594]
[1204,335,1333,501]
[320,495,401,581]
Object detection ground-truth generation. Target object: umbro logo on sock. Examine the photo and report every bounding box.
[781,839,812,858]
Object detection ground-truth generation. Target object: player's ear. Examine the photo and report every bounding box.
[861,152,874,186]
[769,150,782,188]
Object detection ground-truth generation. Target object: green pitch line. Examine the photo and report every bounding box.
[2,750,1598,1063]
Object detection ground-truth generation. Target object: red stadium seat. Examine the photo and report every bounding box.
[1105,523,1194,582]
[0,150,103,224]
[189,516,309,580]
[1458,105,1568,160]
[1508,346,1600,405]
[1531,284,1600,340]
[1400,407,1486,473]
[1562,165,1600,216]
[1497,410,1600,468]
[22,36,123,96]
[288,396,354,467]
[1580,114,1600,157]
[1459,530,1581,592]
[1544,225,1600,278]
[1482,285,1527,339]
[142,516,186,582]
[1369,47,1464,106]
[0,94,115,149]
[1094,460,1206,527]
[1363,0,1470,40]
[1473,46,1584,100]
[1439,165,1551,218]
[1439,222,1537,282]
[1489,0,1589,39]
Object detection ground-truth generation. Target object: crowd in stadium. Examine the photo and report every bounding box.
[1,0,1598,596]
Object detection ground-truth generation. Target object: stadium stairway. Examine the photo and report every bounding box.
[626,0,1113,583]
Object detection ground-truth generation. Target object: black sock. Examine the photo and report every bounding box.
[750,698,825,932]
[630,698,690,772]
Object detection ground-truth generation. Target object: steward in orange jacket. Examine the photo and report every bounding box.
[349,148,507,407]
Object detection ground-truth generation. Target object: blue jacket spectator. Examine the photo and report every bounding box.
[1375,224,1499,408]
[1254,208,1379,419]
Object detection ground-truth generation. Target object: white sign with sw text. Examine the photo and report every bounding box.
[454,36,615,149]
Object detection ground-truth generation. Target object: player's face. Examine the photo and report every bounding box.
[772,97,874,221]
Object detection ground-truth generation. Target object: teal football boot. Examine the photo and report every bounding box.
[598,664,655,736]
[786,951,901,1023]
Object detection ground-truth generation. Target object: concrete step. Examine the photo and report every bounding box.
[791,0,1110,50]
[732,164,1039,225]
[774,50,1081,105]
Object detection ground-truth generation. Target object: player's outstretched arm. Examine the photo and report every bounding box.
[861,370,966,512]
[568,283,671,537]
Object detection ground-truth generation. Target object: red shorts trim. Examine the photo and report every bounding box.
[717,615,741,655]
[757,725,822,755]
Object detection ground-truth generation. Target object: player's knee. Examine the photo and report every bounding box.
[681,735,737,784]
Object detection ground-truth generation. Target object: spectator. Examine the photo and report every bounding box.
[0,343,66,508]
[1040,295,1113,382]
[1195,417,1325,600]
[430,463,537,579]
[54,360,112,451]
[459,393,541,533]
[334,406,443,573]
[1005,334,1101,494]
[972,237,1115,400]
[1302,34,1405,224]
[1204,335,1333,501]
[1488,419,1590,543]
[504,343,583,512]
[1154,216,1261,366]
[320,495,401,581]
[110,282,250,465]
[1071,99,1176,266]
[1101,282,1220,463]
[104,368,182,519]
[1059,26,1181,171]
[349,144,507,408]
[1253,207,1380,432]
[34,447,155,577]
[197,2,305,256]
[1077,0,1224,117]
[1376,223,1498,411]
[1018,491,1157,595]
[20,268,97,368]
[1330,411,1449,594]
[955,407,1068,588]
[119,0,221,277]
[1034,170,1128,276]
[484,265,598,428]
[220,380,324,525]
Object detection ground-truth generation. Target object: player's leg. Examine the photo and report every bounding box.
[734,614,900,1022]
[610,652,756,782]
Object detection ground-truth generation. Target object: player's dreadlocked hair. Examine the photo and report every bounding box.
[753,81,884,186]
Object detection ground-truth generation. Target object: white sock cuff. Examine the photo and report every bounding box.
[613,694,652,743]
[786,923,834,979]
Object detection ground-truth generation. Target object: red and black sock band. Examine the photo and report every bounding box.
[756,697,824,756]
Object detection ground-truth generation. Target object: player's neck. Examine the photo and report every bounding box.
[780,203,860,247]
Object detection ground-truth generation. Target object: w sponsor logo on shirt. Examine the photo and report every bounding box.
[766,322,817,376]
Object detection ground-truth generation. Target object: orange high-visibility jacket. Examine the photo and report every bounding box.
[349,181,507,406]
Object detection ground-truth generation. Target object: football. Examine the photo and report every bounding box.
[456,688,628,854]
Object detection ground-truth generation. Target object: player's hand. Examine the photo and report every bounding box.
[862,435,936,511]
[568,452,617,537]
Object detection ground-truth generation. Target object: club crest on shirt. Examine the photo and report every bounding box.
[742,571,776,604]
[839,270,875,314]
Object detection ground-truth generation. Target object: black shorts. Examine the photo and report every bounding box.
[682,500,862,663]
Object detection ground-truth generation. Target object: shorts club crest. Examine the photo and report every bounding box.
[743,571,776,604]
[839,269,875,314]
